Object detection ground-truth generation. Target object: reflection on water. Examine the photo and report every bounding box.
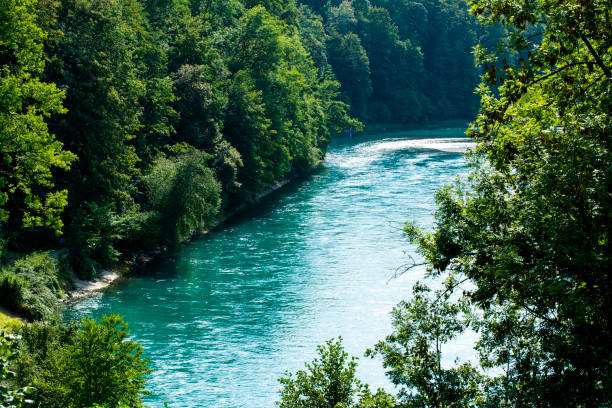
[67,128,474,408]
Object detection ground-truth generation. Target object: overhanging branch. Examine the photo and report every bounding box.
[580,35,611,78]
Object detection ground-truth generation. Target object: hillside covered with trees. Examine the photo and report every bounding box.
[301,0,486,123]
[1,0,488,287]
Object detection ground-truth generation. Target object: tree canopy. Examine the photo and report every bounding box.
[403,0,612,405]
[0,0,75,241]
[277,0,611,407]
[2,0,610,406]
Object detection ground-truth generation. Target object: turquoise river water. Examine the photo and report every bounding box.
[67,128,474,407]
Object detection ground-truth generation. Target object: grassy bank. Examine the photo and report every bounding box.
[0,251,74,323]
[0,306,22,330]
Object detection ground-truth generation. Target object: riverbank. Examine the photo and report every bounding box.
[65,269,123,300]
[0,166,321,323]
[64,175,304,301]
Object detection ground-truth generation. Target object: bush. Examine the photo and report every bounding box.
[11,316,150,408]
[277,338,396,408]
[8,319,71,406]
[48,314,151,408]
[0,273,28,312]
[0,252,65,321]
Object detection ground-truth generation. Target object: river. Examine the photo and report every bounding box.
[67,128,474,407]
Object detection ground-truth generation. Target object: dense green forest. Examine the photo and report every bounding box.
[0,0,485,284]
[1,0,611,406]
[1,0,358,283]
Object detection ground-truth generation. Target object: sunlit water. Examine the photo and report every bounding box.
[66,128,475,407]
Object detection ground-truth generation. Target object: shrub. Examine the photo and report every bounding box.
[0,273,28,312]
[43,315,151,408]
[11,316,150,408]
[0,252,65,321]
[277,338,396,408]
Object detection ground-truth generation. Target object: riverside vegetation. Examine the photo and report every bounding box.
[1,0,610,407]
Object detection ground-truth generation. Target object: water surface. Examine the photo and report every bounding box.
[68,128,473,407]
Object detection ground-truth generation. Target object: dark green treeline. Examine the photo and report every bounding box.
[1,0,490,279]
[1,0,361,279]
[302,0,485,123]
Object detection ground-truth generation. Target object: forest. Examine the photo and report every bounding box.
[0,0,485,283]
[1,0,611,406]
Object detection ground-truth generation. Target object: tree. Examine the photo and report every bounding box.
[406,0,612,405]
[357,5,426,123]
[326,31,371,119]
[172,64,222,146]
[298,0,330,16]
[371,0,427,44]
[199,0,244,30]
[9,316,150,408]
[0,0,76,241]
[223,70,274,199]
[278,338,360,408]
[327,0,357,35]
[277,338,395,408]
[46,315,151,408]
[45,0,149,213]
[143,150,221,243]
[367,282,482,407]
[419,0,479,119]
[297,5,330,73]
[226,4,356,187]
[243,0,299,24]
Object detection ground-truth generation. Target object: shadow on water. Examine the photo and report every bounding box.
[130,171,327,281]
[218,172,322,230]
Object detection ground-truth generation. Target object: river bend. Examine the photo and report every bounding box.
[67,128,473,407]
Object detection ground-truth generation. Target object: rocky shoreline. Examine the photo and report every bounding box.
[65,269,122,300]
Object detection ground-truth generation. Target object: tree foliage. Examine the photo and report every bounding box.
[10,315,151,408]
[46,0,143,209]
[404,0,612,405]
[0,0,75,240]
[143,150,221,243]
[277,338,395,408]
[52,315,150,407]
[1,0,495,274]
[367,283,481,407]
[1,0,362,275]
[300,0,489,123]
